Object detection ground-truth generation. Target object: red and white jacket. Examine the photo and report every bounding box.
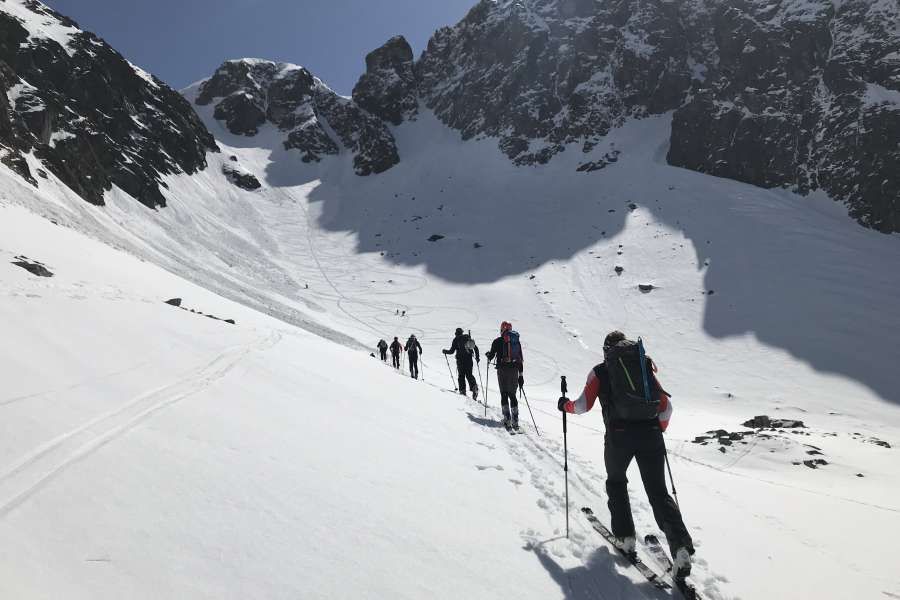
[561,365,673,431]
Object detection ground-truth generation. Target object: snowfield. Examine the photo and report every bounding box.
[1,102,899,599]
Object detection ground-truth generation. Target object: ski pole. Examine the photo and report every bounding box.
[561,375,570,538]
[519,384,540,436]
[664,441,680,511]
[476,359,485,401]
[484,360,492,417]
[444,354,457,391]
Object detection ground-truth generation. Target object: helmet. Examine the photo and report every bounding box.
[455,327,464,336]
[500,321,512,333]
[603,330,625,349]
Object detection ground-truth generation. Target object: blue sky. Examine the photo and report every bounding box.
[43,0,475,94]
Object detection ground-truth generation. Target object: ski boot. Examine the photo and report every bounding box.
[616,536,637,558]
[673,547,692,580]
[472,387,479,401]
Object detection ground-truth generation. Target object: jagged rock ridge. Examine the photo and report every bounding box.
[195,59,399,176]
[0,0,217,208]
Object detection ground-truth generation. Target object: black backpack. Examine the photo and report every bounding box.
[600,338,661,422]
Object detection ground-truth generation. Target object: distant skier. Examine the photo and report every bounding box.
[443,327,479,399]
[377,339,388,362]
[405,334,423,379]
[558,331,694,579]
[390,337,403,370]
[485,321,523,430]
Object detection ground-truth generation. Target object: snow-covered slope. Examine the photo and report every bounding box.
[3,91,900,598]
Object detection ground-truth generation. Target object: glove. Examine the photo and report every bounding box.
[558,397,568,412]
[518,375,524,387]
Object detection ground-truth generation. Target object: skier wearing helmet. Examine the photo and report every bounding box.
[485,321,524,431]
[443,327,480,398]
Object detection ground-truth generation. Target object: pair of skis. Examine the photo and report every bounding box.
[581,507,701,600]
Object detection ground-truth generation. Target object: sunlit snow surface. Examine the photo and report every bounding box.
[1,94,899,599]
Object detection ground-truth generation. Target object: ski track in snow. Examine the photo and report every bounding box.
[0,331,281,518]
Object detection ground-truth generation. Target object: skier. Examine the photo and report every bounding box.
[377,339,388,362]
[485,321,524,430]
[405,334,423,379]
[558,330,694,579]
[389,337,403,370]
[442,327,479,399]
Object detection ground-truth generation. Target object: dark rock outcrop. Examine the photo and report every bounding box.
[12,256,52,277]
[196,59,399,175]
[0,1,217,208]
[743,415,806,429]
[352,35,418,125]
[222,164,261,191]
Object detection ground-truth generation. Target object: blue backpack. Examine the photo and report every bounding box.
[502,331,523,364]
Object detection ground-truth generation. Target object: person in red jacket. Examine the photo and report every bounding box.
[558,330,694,579]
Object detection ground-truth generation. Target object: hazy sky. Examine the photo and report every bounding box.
[43,0,475,94]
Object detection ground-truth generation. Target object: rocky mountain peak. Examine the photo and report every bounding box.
[196,58,400,175]
[0,0,217,209]
[352,35,418,125]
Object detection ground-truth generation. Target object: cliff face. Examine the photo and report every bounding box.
[0,0,217,208]
[355,0,900,232]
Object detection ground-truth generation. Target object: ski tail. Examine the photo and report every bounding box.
[580,507,671,592]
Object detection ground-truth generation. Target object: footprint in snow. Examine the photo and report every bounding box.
[476,465,504,472]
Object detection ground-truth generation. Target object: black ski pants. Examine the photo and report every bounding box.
[604,427,693,557]
[457,359,478,394]
[408,354,419,379]
[379,349,387,362]
[391,352,401,369]
[496,366,519,422]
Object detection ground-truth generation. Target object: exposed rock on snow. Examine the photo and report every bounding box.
[222,164,261,191]
[196,59,399,175]
[165,297,235,325]
[11,255,52,277]
[744,415,806,429]
[0,0,217,208]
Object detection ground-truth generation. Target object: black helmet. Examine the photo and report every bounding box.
[603,330,626,349]
[455,327,464,336]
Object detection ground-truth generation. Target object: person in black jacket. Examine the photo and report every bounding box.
[485,321,524,429]
[377,339,388,362]
[443,328,479,399]
[405,335,423,379]
[558,330,694,579]
[389,337,403,369]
